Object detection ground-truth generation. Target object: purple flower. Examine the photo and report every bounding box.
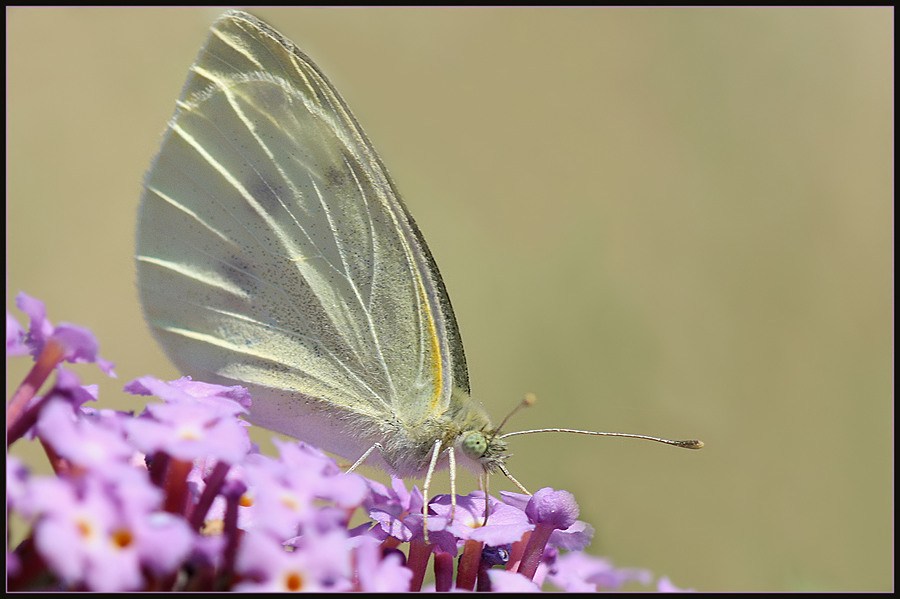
[428,491,533,547]
[6,455,29,513]
[233,530,347,592]
[657,575,695,592]
[8,362,104,446]
[6,311,27,356]
[35,400,135,470]
[26,476,142,591]
[501,489,594,552]
[525,487,579,529]
[7,294,698,592]
[235,440,366,540]
[45,369,101,411]
[125,375,252,415]
[546,550,652,591]
[516,488,584,580]
[15,293,53,354]
[273,439,368,510]
[124,376,251,464]
[364,476,425,542]
[548,518,594,551]
[288,528,358,589]
[14,292,115,375]
[6,294,116,447]
[487,569,542,592]
[19,459,197,591]
[353,536,413,592]
[131,511,195,576]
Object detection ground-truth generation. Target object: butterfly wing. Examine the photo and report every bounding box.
[136,11,469,460]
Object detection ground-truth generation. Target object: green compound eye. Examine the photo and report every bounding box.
[462,431,488,460]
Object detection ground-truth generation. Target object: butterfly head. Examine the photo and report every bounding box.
[459,429,510,474]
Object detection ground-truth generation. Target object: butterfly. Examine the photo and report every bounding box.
[136,10,701,531]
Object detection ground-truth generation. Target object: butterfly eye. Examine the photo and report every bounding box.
[461,431,488,460]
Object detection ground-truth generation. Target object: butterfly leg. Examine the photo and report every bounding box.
[481,470,490,526]
[498,463,531,495]
[421,438,444,543]
[346,442,384,474]
[448,444,457,524]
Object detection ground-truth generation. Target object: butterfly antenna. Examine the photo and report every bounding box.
[500,428,704,449]
[493,393,538,435]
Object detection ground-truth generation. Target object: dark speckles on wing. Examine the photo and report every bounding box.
[322,164,346,188]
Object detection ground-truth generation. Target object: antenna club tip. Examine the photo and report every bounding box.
[522,393,537,406]
[680,439,704,449]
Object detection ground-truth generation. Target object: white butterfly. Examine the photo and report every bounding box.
[136,10,701,521]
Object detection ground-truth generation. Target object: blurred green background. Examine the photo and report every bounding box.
[7,7,892,591]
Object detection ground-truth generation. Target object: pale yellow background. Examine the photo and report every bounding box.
[7,7,892,591]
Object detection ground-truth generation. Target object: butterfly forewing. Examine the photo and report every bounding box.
[136,11,467,454]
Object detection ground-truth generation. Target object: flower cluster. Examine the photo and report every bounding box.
[7,293,692,591]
